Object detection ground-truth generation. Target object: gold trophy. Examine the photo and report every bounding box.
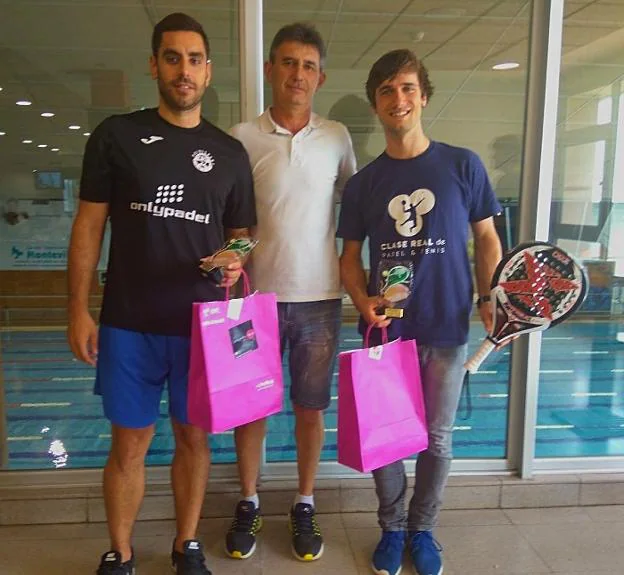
[199,238,258,283]
[377,264,413,319]
[199,238,258,273]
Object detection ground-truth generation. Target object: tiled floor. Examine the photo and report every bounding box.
[1,506,623,574]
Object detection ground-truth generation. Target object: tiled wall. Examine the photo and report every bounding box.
[0,271,102,326]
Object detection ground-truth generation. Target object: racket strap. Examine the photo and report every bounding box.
[458,371,473,421]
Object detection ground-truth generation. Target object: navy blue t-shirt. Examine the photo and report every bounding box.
[337,141,501,347]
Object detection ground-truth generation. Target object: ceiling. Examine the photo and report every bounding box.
[0,0,623,175]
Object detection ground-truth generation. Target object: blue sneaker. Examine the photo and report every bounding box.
[371,530,406,575]
[408,531,443,575]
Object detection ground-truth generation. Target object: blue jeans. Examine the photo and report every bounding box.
[372,344,468,532]
[278,299,342,410]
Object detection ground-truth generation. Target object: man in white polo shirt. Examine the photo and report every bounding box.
[226,22,356,562]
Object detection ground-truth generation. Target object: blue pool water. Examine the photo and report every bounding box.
[1,320,623,469]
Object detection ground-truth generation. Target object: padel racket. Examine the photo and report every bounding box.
[464,241,588,373]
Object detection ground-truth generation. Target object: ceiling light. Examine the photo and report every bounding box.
[41,112,55,118]
[492,62,520,71]
[51,148,60,152]
[68,125,80,130]
[83,132,91,136]
[0,131,5,136]
[16,100,32,106]
[38,144,48,148]
[22,139,33,144]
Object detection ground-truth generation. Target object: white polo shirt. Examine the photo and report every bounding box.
[231,109,356,302]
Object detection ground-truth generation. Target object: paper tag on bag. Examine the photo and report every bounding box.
[227,298,243,320]
[368,346,383,361]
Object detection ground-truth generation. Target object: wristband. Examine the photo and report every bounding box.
[476,295,491,308]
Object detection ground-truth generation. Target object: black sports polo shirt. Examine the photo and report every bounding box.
[80,109,256,336]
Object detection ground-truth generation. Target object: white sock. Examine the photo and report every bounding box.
[243,493,260,508]
[295,493,315,508]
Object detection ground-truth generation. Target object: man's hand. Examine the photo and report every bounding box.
[478,303,494,335]
[219,258,243,288]
[478,300,516,349]
[67,310,98,366]
[358,296,393,329]
[200,252,245,288]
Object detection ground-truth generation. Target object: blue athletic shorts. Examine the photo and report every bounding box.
[94,325,191,428]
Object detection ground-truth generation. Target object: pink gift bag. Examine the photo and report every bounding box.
[188,273,283,433]
[338,326,428,472]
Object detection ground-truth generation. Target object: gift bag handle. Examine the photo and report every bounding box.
[225,268,251,300]
[364,324,388,348]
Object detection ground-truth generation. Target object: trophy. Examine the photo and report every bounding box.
[199,237,258,280]
[377,263,413,319]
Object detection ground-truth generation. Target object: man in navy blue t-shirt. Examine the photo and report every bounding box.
[337,49,502,575]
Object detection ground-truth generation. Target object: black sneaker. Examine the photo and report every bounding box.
[289,503,324,561]
[171,540,211,575]
[225,500,263,559]
[96,550,135,575]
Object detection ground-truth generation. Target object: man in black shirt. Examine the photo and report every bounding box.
[67,13,256,575]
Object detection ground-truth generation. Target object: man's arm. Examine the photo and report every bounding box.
[67,200,109,365]
[471,217,503,333]
[340,240,391,328]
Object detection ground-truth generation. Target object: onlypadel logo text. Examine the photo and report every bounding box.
[129,183,211,225]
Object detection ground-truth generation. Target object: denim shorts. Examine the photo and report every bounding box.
[278,299,341,410]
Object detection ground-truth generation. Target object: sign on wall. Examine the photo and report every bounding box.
[0,240,110,271]
[1,243,68,269]
[1,193,111,270]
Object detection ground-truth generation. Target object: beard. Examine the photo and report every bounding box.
[157,76,205,113]
[383,115,418,138]
[385,123,412,138]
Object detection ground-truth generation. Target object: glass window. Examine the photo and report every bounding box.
[262,0,532,463]
[0,2,240,470]
[537,1,624,458]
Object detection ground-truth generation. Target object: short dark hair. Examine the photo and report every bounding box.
[365,49,434,107]
[269,22,326,68]
[152,12,210,58]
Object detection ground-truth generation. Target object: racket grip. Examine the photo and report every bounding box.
[464,338,496,373]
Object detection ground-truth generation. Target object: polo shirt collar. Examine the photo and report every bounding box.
[259,108,323,134]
